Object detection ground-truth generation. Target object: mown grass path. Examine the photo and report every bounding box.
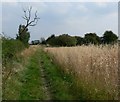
[19,47,83,100]
[3,46,88,100]
[19,46,92,100]
[19,48,47,100]
[39,60,52,100]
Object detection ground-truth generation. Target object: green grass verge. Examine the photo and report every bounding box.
[2,48,46,100]
[19,50,46,100]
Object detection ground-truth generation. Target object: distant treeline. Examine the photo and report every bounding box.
[31,30,118,46]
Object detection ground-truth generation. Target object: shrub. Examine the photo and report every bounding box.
[2,37,25,65]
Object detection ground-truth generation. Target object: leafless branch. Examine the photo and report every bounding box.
[20,6,40,35]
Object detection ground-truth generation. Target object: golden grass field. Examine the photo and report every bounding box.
[45,44,119,99]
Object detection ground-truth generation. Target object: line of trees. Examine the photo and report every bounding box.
[40,30,118,47]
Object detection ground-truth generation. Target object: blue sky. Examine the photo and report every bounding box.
[2,2,118,41]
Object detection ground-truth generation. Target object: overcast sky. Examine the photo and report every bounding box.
[2,2,118,41]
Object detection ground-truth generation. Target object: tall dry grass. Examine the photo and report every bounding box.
[8,45,40,74]
[45,44,119,100]
[21,45,39,58]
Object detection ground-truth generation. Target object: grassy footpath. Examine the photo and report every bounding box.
[3,46,46,100]
[20,47,82,100]
[19,50,46,100]
[3,46,89,100]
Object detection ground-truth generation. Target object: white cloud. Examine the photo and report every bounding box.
[19,2,48,14]
[2,2,19,8]
[95,2,108,7]
[75,4,88,12]
[50,3,72,15]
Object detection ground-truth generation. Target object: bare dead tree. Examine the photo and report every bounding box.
[19,6,40,35]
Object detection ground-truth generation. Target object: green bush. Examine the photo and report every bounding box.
[2,37,25,65]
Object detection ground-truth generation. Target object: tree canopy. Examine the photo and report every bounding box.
[46,34,77,46]
[102,31,118,44]
[44,30,118,47]
[16,25,30,47]
[84,33,100,45]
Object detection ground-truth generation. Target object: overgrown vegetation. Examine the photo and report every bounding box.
[2,37,25,64]
[2,37,25,87]
[2,46,42,100]
[3,46,93,100]
[45,44,119,100]
[2,36,119,100]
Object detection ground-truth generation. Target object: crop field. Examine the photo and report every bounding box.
[45,44,119,99]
